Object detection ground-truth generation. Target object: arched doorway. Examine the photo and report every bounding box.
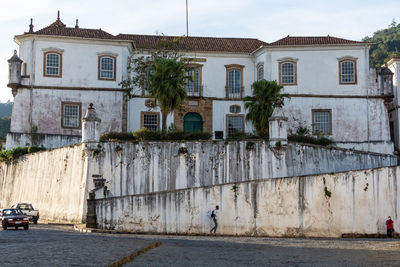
[183,112,203,133]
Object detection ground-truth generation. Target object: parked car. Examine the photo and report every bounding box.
[0,208,29,230]
[11,203,39,224]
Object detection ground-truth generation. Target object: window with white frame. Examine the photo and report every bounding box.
[339,59,356,84]
[99,56,115,80]
[227,115,244,137]
[228,69,241,98]
[141,112,159,131]
[62,102,81,128]
[257,64,264,81]
[44,52,62,77]
[187,67,201,96]
[312,110,331,135]
[279,61,296,85]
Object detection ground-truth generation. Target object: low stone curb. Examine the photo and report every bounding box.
[73,225,400,239]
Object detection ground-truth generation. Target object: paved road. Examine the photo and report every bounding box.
[1,224,400,266]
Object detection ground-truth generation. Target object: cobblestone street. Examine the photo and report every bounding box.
[1,224,400,266]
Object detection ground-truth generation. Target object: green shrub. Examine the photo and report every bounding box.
[288,134,333,146]
[0,146,46,163]
[100,132,136,142]
[226,132,268,141]
[133,128,162,141]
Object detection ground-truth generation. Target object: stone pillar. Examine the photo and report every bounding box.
[7,50,22,97]
[86,191,97,229]
[82,103,101,151]
[269,102,288,147]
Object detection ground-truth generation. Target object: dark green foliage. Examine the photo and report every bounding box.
[0,146,46,163]
[120,37,189,132]
[0,102,12,119]
[363,20,400,66]
[100,129,211,142]
[178,147,188,154]
[244,80,289,135]
[246,141,255,150]
[226,131,268,141]
[296,126,310,136]
[288,134,333,146]
[100,132,136,142]
[0,117,11,140]
[0,102,12,139]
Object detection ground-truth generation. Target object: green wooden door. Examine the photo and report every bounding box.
[183,113,203,133]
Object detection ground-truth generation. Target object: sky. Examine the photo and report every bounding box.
[0,0,399,102]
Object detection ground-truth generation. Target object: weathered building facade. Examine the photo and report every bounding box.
[6,14,396,154]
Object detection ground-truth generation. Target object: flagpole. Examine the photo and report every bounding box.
[186,0,189,36]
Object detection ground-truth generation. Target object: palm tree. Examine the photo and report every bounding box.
[244,80,289,135]
[149,57,188,132]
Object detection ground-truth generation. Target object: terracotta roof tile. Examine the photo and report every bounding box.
[31,19,116,40]
[116,34,267,53]
[25,19,369,52]
[269,36,369,46]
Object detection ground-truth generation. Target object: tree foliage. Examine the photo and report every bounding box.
[120,36,189,132]
[148,57,188,132]
[244,80,289,135]
[363,19,400,67]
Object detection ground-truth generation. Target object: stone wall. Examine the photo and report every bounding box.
[5,132,81,150]
[0,145,88,222]
[90,141,397,198]
[95,166,400,237]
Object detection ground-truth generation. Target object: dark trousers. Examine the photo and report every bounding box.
[387,229,393,238]
[210,218,218,233]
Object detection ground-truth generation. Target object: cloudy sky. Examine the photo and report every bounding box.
[0,0,399,102]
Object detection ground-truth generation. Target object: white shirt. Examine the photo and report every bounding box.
[212,209,218,218]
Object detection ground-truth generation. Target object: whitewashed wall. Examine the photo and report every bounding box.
[95,165,400,237]
[283,97,393,154]
[18,38,131,88]
[89,141,396,199]
[127,98,174,132]
[212,100,254,137]
[261,46,370,95]
[0,145,88,222]
[9,88,123,137]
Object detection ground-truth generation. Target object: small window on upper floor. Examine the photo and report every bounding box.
[339,58,357,84]
[187,64,203,97]
[98,55,116,81]
[279,60,297,86]
[44,51,62,77]
[257,64,264,81]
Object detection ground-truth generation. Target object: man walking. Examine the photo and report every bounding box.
[210,205,219,234]
[386,216,394,238]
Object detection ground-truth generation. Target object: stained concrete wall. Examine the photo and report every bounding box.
[95,166,400,237]
[6,132,81,149]
[0,145,88,222]
[90,141,396,198]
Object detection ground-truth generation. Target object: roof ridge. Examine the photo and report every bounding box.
[116,33,264,41]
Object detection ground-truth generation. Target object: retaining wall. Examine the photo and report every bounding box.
[95,166,400,237]
[90,141,397,198]
[0,145,88,222]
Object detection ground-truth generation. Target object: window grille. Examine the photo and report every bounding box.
[62,104,80,128]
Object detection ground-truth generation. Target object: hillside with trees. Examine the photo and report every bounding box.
[0,102,12,140]
[363,20,400,67]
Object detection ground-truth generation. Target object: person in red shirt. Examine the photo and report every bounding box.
[386,216,394,238]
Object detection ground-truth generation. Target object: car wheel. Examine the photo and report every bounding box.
[2,225,6,230]
[24,225,29,230]
[33,220,38,225]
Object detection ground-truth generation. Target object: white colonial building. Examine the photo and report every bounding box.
[6,14,396,154]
